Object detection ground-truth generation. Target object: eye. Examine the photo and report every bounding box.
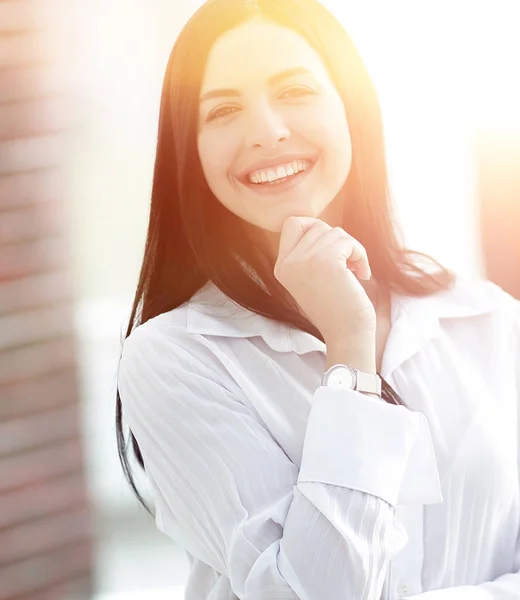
[205,105,239,122]
[279,86,314,99]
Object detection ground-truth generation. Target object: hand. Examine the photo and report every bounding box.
[273,216,377,344]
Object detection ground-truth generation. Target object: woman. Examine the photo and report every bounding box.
[116,0,520,598]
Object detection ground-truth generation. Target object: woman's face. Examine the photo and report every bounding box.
[197,18,352,252]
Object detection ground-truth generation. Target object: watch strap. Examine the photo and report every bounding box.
[322,364,382,396]
[355,368,382,396]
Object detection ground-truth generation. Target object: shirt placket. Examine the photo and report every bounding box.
[386,503,425,598]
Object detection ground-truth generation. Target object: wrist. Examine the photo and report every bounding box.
[325,338,377,374]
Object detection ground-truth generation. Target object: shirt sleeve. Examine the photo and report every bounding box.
[117,324,442,600]
[404,293,520,600]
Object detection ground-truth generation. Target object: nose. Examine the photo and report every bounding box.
[243,99,291,148]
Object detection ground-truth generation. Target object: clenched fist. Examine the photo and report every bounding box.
[274,216,377,345]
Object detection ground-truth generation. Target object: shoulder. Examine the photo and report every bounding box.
[423,277,520,359]
[426,275,518,320]
[397,275,519,352]
[120,304,220,378]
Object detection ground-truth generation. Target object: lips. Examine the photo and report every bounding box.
[237,154,318,185]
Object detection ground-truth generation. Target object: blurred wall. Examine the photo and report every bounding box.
[0,2,94,599]
[476,129,520,299]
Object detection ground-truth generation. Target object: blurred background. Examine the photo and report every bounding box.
[0,0,518,599]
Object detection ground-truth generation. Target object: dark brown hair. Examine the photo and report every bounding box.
[116,0,456,515]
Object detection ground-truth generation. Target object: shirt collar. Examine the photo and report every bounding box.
[187,276,498,380]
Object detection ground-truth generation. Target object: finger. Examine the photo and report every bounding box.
[296,224,344,261]
[315,229,371,278]
[275,216,321,266]
[345,240,369,269]
[288,220,330,257]
[345,242,371,279]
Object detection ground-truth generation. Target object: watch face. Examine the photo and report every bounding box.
[328,366,356,388]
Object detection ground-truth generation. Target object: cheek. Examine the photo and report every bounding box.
[197,131,237,191]
[326,100,351,152]
[327,115,352,166]
[306,99,352,187]
[299,97,351,155]
[323,101,351,148]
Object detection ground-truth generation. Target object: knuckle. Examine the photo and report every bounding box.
[318,221,332,231]
[331,226,347,236]
[351,238,367,256]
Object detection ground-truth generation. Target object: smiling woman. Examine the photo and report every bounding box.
[113,1,484,599]
[196,18,353,260]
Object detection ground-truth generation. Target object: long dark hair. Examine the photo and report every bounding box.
[116,0,456,515]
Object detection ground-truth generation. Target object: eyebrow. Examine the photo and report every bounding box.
[199,66,313,104]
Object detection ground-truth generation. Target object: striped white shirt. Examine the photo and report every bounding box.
[117,275,520,599]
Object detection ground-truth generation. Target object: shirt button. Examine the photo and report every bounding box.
[397,583,410,596]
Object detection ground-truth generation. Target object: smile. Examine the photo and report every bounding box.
[240,159,317,195]
[247,159,312,184]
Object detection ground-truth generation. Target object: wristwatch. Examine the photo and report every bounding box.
[321,364,382,397]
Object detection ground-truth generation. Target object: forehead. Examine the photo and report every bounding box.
[200,19,330,91]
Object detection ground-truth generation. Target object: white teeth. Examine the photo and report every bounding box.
[248,159,310,184]
[267,169,277,182]
[276,166,287,179]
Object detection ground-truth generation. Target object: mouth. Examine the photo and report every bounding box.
[238,158,317,195]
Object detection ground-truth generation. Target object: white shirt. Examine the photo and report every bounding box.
[117,274,520,600]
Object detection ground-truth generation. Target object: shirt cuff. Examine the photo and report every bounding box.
[297,387,444,507]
